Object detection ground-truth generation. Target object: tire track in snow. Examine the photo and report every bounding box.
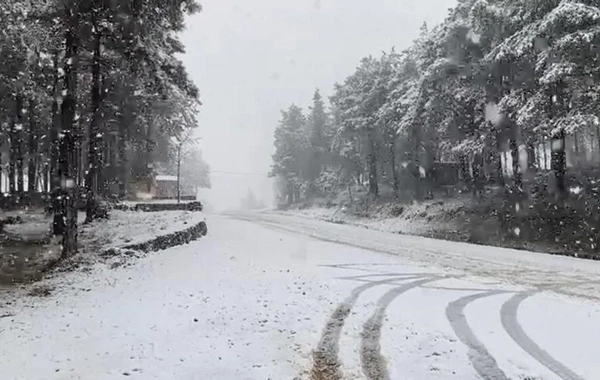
[310,274,425,380]
[501,292,585,380]
[446,291,509,380]
[359,277,441,380]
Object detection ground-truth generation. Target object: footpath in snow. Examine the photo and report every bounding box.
[1,212,599,379]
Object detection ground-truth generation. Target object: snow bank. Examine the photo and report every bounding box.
[79,210,205,249]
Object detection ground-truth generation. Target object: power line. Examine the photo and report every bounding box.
[210,170,269,177]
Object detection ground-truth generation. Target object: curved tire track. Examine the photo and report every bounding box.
[311,274,425,380]
[446,291,509,380]
[360,277,441,380]
[501,292,585,380]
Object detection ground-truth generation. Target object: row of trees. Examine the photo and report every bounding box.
[272,0,600,205]
[0,0,202,254]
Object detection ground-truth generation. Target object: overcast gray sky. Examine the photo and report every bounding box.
[181,0,456,210]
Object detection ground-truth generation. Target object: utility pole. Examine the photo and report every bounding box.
[177,142,182,204]
[173,130,200,205]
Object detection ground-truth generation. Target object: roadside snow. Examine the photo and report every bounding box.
[280,203,465,237]
[79,210,205,249]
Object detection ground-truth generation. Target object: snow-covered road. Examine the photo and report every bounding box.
[1,212,600,380]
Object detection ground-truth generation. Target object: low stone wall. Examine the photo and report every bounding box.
[113,201,203,212]
[103,220,208,256]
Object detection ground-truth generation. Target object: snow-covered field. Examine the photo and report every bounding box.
[1,212,600,379]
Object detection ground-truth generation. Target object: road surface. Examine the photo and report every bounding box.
[1,212,600,380]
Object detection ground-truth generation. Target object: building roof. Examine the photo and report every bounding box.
[155,175,178,182]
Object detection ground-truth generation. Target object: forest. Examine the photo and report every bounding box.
[0,0,205,255]
[271,0,600,251]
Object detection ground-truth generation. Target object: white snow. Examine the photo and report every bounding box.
[79,209,205,249]
[485,102,504,127]
[155,175,178,182]
[1,213,599,379]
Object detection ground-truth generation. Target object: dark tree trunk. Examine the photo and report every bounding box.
[86,25,104,222]
[28,100,38,194]
[117,120,128,198]
[596,124,600,164]
[56,5,80,256]
[50,52,63,234]
[42,163,50,193]
[549,82,566,202]
[367,129,379,196]
[551,130,566,199]
[472,151,484,198]
[14,95,25,195]
[495,132,505,187]
[0,131,2,194]
[146,120,155,193]
[526,142,536,172]
[8,136,15,194]
[509,138,522,191]
[50,53,61,187]
[177,144,181,204]
[389,136,399,192]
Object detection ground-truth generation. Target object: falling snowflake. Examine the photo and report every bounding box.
[467,29,481,44]
[484,103,504,127]
[552,139,564,151]
[569,186,583,195]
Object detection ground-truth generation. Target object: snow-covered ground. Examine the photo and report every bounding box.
[279,202,472,238]
[1,212,600,379]
[79,209,206,249]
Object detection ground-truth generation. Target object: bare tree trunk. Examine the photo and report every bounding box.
[411,122,423,201]
[117,121,128,198]
[0,131,2,194]
[596,124,600,164]
[51,52,63,234]
[389,135,399,192]
[8,132,15,194]
[86,24,103,222]
[28,99,38,194]
[14,94,25,195]
[550,83,567,202]
[146,120,155,193]
[42,163,50,193]
[177,144,181,204]
[367,128,379,196]
[56,4,80,256]
[509,138,522,190]
[552,130,566,199]
[495,132,505,187]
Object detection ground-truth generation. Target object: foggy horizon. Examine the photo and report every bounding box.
[180,0,456,210]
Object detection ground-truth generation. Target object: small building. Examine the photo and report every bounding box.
[155,175,178,199]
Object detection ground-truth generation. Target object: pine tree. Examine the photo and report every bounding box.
[306,89,329,195]
[271,105,309,204]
